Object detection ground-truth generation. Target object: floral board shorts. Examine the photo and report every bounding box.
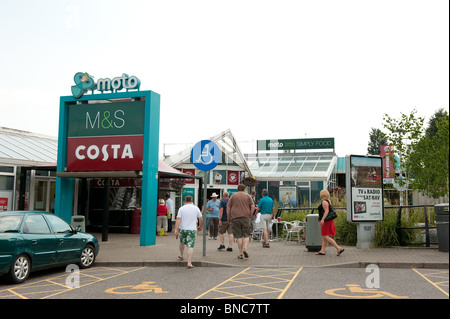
[179,230,197,248]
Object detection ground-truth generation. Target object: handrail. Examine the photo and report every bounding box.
[276,204,439,247]
[389,205,436,247]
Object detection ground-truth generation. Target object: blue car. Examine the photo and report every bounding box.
[0,211,99,284]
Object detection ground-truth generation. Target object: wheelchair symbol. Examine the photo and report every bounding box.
[325,284,408,299]
[195,143,214,165]
[191,140,221,171]
[105,281,168,295]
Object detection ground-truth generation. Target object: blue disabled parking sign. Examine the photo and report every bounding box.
[191,140,221,171]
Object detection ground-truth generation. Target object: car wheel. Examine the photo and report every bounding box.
[79,244,95,269]
[9,254,31,284]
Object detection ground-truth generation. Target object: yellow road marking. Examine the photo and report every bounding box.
[277,267,303,299]
[195,267,251,299]
[325,284,408,299]
[412,268,449,297]
[0,266,146,299]
[196,267,303,299]
[7,289,27,299]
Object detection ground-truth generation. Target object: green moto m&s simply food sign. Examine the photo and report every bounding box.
[66,101,145,171]
[257,138,335,151]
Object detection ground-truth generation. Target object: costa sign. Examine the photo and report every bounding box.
[67,136,143,171]
[66,100,145,171]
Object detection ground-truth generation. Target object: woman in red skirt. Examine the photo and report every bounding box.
[316,190,345,256]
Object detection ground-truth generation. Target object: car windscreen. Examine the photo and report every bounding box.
[0,215,24,233]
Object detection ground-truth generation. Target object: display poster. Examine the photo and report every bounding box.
[0,190,13,211]
[182,169,196,184]
[227,171,239,185]
[0,197,8,211]
[380,145,395,182]
[348,155,383,222]
[279,186,297,208]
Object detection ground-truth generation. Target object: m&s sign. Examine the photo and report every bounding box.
[66,101,145,171]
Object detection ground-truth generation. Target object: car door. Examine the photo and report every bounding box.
[21,214,57,268]
[45,214,83,263]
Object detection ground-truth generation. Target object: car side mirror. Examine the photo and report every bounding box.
[71,225,80,233]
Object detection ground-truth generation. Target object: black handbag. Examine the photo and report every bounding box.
[324,203,337,221]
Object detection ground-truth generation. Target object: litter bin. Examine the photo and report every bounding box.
[305,214,322,252]
[71,216,85,232]
[130,208,141,234]
[435,203,449,252]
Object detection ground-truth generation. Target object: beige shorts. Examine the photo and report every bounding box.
[259,213,272,229]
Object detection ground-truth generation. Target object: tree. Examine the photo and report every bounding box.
[425,108,449,138]
[382,109,425,205]
[367,128,387,155]
[408,114,449,199]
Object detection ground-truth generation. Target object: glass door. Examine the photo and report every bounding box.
[33,179,56,213]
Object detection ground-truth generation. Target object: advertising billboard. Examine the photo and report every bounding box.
[279,186,297,208]
[346,155,384,223]
[66,101,145,171]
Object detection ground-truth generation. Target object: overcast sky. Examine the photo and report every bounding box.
[0,0,448,158]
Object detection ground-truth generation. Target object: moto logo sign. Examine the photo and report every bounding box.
[97,74,140,93]
[268,142,284,148]
[71,72,141,99]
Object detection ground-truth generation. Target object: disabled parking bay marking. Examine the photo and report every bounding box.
[105,281,168,295]
[325,284,408,299]
[412,268,449,297]
[0,267,145,299]
[196,267,303,299]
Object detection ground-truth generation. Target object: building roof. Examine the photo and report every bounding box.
[0,127,196,180]
[163,129,252,175]
[0,127,58,166]
[246,152,337,181]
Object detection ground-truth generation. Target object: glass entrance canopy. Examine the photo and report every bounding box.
[245,152,337,181]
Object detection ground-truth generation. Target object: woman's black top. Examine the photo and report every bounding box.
[317,200,331,221]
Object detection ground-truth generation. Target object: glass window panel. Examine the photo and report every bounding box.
[300,163,315,171]
[23,215,51,234]
[46,214,72,233]
[0,176,14,190]
[315,163,330,171]
[0,167,14,173]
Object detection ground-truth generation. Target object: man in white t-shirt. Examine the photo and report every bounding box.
[174,196,203,269]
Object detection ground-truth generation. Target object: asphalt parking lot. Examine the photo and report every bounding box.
[1,265,448,300]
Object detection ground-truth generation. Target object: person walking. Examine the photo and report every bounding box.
[256,189,274,248]
[206,193,220,239]
[218,192,233,252]
[316,189,345,256]
[228,184,255,259]
[156,199,168,236]
[165,193,175,232]
[174,196,203,269]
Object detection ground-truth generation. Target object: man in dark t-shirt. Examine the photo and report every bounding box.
[218,192,233,251]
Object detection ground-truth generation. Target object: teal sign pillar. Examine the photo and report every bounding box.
[56,88,160,247]
[140,91,160,246]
